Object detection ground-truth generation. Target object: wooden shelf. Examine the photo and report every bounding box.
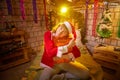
[0,30,30,71]
[93,53,120,65]
[94,58,119,70]
[0,58,29,71]
[0,31,25,45]
[103,72,115,80]
[0,38,23,45]
[0,30,24,37]
[0,48,28,61]
[93,45,120,80]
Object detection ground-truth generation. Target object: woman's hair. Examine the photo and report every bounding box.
[51,21,75,39]
[51,23,68,33]
[51,23,61,33]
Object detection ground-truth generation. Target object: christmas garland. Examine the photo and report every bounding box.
[20,0,25,20]
[32,0,37,23]
[6,0,12,15]
[92,0,99,36]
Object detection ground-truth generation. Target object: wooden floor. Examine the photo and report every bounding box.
[0,60,112,80]
[0,50,112,80]
[0,61,31,80]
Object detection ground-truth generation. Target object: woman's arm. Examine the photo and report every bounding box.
[44,31,58,57]
[44,31,69,58]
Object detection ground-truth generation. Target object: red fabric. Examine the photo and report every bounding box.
[41,31,80,68]
[92,0,99,36]
[68,22,76,39]
[71,23,76,39]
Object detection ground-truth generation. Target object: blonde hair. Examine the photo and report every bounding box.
[51,23,62,33]
[51,22,74,38]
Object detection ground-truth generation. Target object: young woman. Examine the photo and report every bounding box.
[39,21,91,80]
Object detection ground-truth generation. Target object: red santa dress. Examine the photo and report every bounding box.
[41,29,80,68]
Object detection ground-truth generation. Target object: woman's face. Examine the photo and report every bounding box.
[55,24,69,38]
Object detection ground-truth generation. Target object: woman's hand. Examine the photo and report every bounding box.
[67,39,75,52]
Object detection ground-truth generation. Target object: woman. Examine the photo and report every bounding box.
[39,21,91,80]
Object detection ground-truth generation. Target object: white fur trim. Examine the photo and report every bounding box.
[56,50,62,57]
[64,21,74,39]
[57,46,68,57]
[64,21,72,34]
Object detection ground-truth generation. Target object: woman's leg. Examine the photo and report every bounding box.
[39,67,54,80]
[53,61,91,80]
[39,63,54,80]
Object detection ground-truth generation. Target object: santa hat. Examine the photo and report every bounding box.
[64,21,76,39]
